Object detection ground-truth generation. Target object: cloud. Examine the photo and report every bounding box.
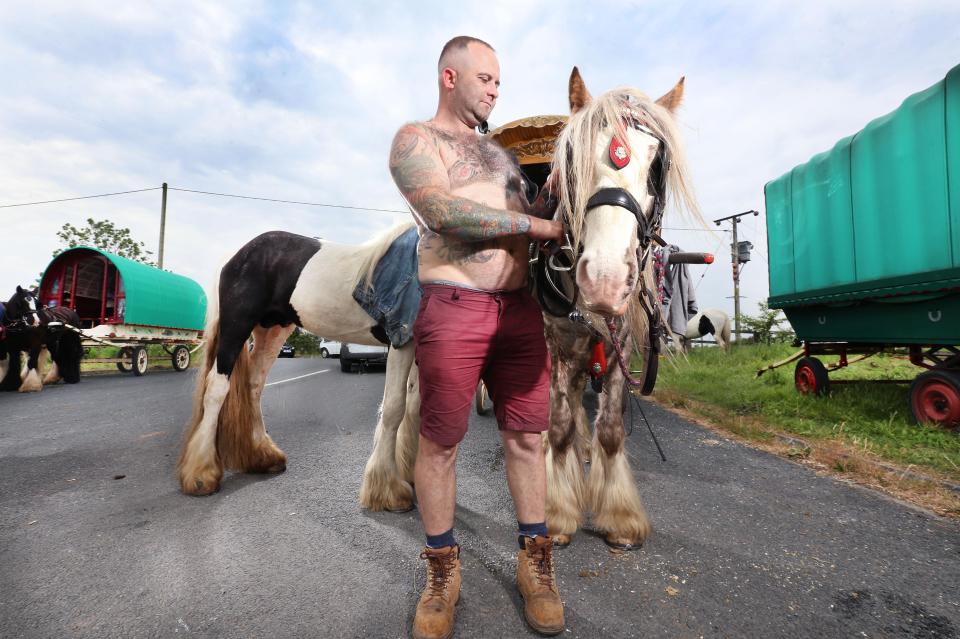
[2,0,959,328]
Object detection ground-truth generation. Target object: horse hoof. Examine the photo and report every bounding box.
[185,479,220,496]
[604,537,642,551]
[386,501,415,514]
[551,534,572,547]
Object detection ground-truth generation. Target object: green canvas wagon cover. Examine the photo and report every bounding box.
[764,63,960,309]
[39,247,207,331]
[763,63,960,344]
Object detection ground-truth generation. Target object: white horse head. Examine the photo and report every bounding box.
[552,68,699,316]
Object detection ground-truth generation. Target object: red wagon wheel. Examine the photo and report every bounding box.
[794,357,830,396]
[910,371,960,430]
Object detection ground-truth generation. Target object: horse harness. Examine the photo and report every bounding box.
[532,116,671,396]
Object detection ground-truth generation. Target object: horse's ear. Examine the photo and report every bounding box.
[16,285,23,294]
[569,66,592,114]
[655,76,685,113]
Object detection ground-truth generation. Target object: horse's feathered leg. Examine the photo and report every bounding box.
[360,343,416,512]
[587,361,651,549]
[395,360,421,485]
[544,347,587,546]
[18,346,43,392]
[241,324,293,473]
[42,345,62,385]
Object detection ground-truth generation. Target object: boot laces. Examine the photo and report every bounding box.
[528,541,556,589]
[421,550,456,598]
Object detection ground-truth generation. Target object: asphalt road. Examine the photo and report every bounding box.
[1,359,958,638]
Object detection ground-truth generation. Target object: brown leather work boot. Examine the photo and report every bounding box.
[517,536,565,635]
[413,545,461,639]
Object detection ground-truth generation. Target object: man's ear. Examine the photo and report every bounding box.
[569,66,592,114]
[441,67,457,90]
[655,77,685,113]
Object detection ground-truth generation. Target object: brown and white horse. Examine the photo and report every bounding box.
[176,226,420,512]
[541,69,699,549]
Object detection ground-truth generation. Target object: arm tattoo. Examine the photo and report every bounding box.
[389,125,531,242]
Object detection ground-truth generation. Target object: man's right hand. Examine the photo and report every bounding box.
[527,217,566,242]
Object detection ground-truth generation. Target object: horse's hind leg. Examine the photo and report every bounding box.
[587,369,650,549]
[545,357,587,546]
[360,344,415,512]
[242,324,293,473]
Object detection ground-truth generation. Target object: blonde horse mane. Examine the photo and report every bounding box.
[552,87,701,254]
[353,222,417,291]
[551,86,701,363]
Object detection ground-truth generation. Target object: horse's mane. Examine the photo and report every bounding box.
[354,222,417,291]
[552,87,701,254]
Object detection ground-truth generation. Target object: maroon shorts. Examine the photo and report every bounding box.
[413,283,551,446]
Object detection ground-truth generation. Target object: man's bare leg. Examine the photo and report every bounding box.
[414,435,459,534]
[501,430,546,523]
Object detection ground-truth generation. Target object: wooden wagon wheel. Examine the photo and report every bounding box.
[475,381,491,416]
[116,346,133,373]
[131,346,148,376]
[171,345,191,372]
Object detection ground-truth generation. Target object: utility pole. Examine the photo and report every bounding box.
[713,210,758,343]
[158,182,168,269]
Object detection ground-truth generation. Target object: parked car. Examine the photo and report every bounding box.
[339,342,388,372]
[278,343,296,358]
[318,338,341,359]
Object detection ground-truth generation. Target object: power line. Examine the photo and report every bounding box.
[167,187,408,215]
[0,187,162,209]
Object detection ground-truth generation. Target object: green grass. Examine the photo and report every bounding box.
[654,344,960,480]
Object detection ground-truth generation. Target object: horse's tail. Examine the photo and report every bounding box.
[354,222,416,291]
[179,269,257,476]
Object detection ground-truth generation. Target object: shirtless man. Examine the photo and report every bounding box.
[389,36,565,638]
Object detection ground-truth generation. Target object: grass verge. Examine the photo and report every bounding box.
[652,343,960,517]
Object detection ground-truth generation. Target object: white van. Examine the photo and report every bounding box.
[317,338,341,358]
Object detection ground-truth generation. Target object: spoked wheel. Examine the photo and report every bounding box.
[132,346,148,376]
[116,347,133,372]
[475,381,491,416]
[794,357,830,396]
[910,371,960,430]
[171,345,190,372]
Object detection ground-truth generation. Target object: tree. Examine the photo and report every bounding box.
[739,301,792,344]
[286,327,321,355]
[54,218,155,265]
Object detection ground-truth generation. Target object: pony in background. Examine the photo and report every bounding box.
[678,308,731,351]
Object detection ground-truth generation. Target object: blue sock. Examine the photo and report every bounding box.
[518,521,549,548]
[426,528,457,549]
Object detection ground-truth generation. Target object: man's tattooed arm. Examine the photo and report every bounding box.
[389,124,531,242]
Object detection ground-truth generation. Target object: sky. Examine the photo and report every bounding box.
[2,0,958,323]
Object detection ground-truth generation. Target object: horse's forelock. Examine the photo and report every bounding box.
[553,87,701,252]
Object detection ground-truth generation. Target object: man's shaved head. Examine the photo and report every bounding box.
[437,35,495,73]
